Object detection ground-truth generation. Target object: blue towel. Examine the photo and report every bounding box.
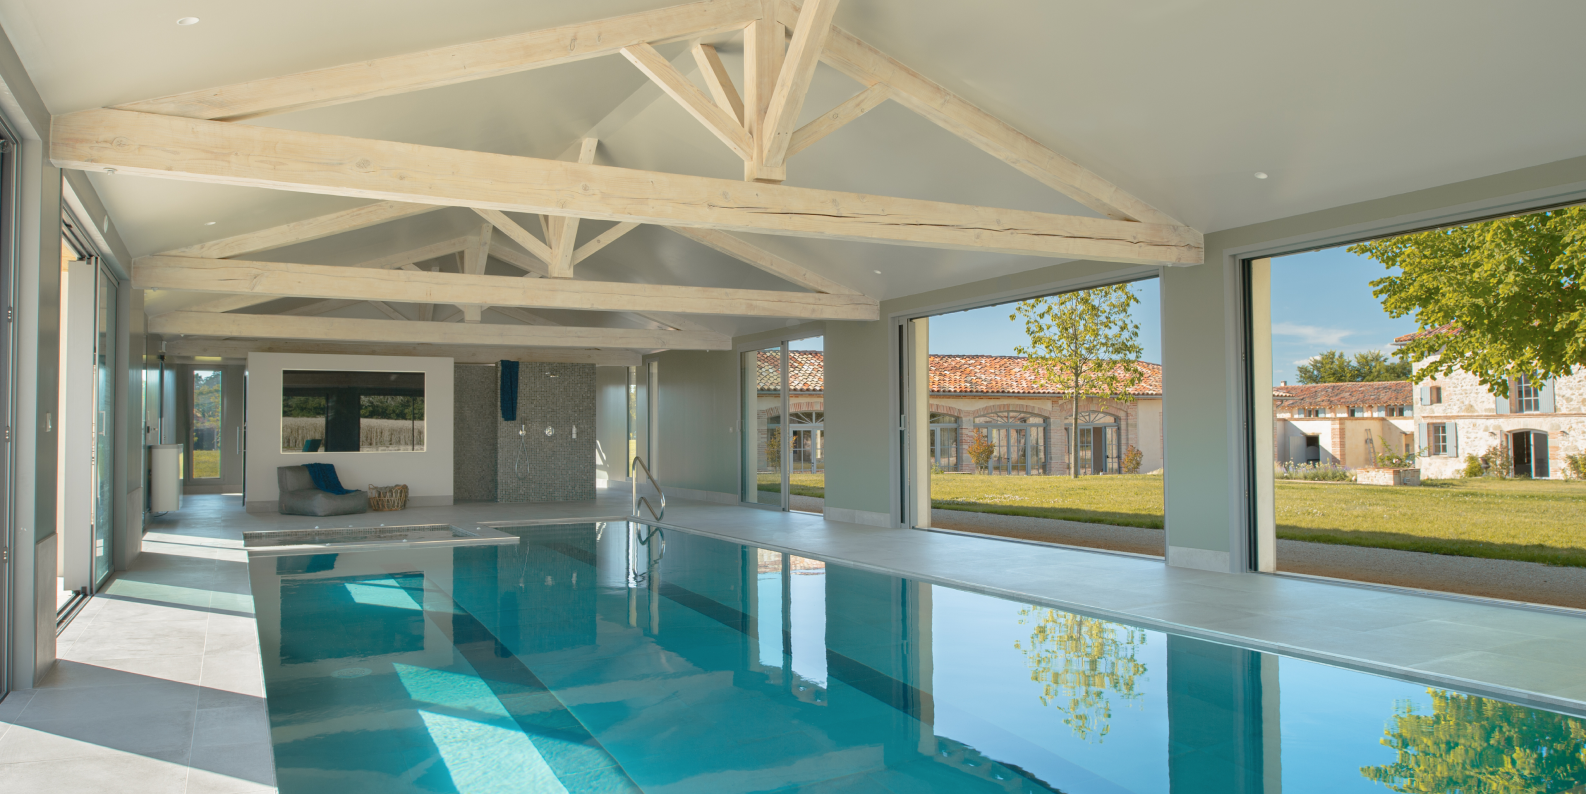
[500,360,519,421]
[303,463,355,495]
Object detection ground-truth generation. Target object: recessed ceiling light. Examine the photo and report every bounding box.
[176,17,200,26]
[873,270,882,274]
[1253,172,1269,179]
[203,221,216,226]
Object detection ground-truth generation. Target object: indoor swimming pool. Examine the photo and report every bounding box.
[248,521,1586,793]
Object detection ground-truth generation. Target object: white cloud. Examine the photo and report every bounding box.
[1272,322,1352,347]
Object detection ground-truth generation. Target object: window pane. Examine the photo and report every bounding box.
[192,370,221,478]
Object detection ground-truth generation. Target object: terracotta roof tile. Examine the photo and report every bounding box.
[1393,323,1460,345]
[1272,380,1412,408]
[758,351,1163,396]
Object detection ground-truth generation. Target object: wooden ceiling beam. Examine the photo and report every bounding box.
[116,0,760,121]
[55,108,1202,265]
[692,44,745,124]
[741,3,786,182]
[622,43,753,161]
[174,234,473,314]
[163,337,643,366]
[549,138,600,277]
[159,200,439,259]
[781,0,1183,227]
[131,256,882,320]
[759,0,842,171]
[150,311,730,350]
[787,83,890,158]
[666,226,860,294]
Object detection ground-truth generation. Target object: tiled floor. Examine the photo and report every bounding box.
[2,486,1581,793]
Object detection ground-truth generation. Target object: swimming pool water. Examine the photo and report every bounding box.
[248,522,1586,793]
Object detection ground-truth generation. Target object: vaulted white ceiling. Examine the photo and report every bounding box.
[6,0,1585,341]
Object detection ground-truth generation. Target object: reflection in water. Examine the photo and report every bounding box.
[1015,607,1148,742]
[1361,690,1586,794]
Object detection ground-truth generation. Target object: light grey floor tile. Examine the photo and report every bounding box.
[0,749,192,793]
[18,679,198,723]
[194,704,272,748]
[0,708,194,763]
[199,652,266,699]
[36,657,205,688]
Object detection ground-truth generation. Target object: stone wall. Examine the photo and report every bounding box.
[498,363,597,502]
[453,365,498,502]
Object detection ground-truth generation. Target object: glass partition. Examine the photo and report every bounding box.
[190,369,221,478]
[744,347,785,507]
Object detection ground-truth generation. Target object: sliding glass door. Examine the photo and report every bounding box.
[744,347,785,507]
[91,270,117,586]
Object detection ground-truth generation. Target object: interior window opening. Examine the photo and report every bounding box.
[909,279,1163,557]
[1255,202,1585,609]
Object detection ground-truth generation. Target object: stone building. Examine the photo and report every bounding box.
[1399,326,1586,479]
[1272,381,1416,469]
[754,352,1163,476]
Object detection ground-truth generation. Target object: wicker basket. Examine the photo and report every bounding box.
[367,484,409,511]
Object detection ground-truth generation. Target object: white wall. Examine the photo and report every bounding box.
[245,353,454,512]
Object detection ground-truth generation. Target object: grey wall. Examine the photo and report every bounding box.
[594,365,629,484]
[649,350,737,498]
[453,365,498,502]
[498,363,596,502]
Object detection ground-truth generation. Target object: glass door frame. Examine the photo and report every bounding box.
[739,332,824,512]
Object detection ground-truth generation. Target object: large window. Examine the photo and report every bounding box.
[1255,203,1586,608]
[281,370,425,452]
[913,280,1165,556]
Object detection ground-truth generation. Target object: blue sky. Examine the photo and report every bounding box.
[923,247,1413,385]
[1269,247,1417,385]
[928,279,1162,364]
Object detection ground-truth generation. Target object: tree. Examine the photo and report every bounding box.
[1361,689,1586,793]
[1351,206,1586,395]
[1014,607,1148,742]
[967,429,995,473]
[1296,349,1412,384]
[1013,286,1144,478]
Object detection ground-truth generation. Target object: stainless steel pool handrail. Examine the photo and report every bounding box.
[631,456,665,522]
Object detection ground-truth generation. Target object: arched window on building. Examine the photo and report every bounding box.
[786,411,824,472]
[1062,411,1122,475]
[929,412,960,471]
[974,411,1047,475]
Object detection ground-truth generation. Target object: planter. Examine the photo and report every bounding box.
[1355,468,1421,487]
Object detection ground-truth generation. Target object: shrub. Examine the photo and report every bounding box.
[1568,453,1586,480]
[967,430,995,474]
[1463,454,1485,478]
[1277,462,1353,482]
[1121,445,1143,474]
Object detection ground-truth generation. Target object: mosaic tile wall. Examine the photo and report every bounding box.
[453,365,499,502]
[498,363,597,502]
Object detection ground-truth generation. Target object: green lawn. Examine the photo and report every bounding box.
[763,471,1586,567]
[192,449,220,479]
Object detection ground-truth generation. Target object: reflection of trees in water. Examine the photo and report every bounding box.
[1014,607,1147,742]
[1362,690,1586,794]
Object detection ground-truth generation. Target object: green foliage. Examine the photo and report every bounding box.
[360,395,424,421]
[765,428,780,470]
[1569,453,1586,481]
[1361,689,1586,794]
[282,395,326,418]
[1277,462,1353,481]
[967,429,995,473]
[1013,285,1144,478]
[1296,349,1412,384]
[1014,608,1148,742]
[1464,454,1486,478]
[1374,437,1416,468]
[1121,445,1143,474]
[1481,435,1514,479]
[192,370,222,428]
[1353,206,1586,395]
